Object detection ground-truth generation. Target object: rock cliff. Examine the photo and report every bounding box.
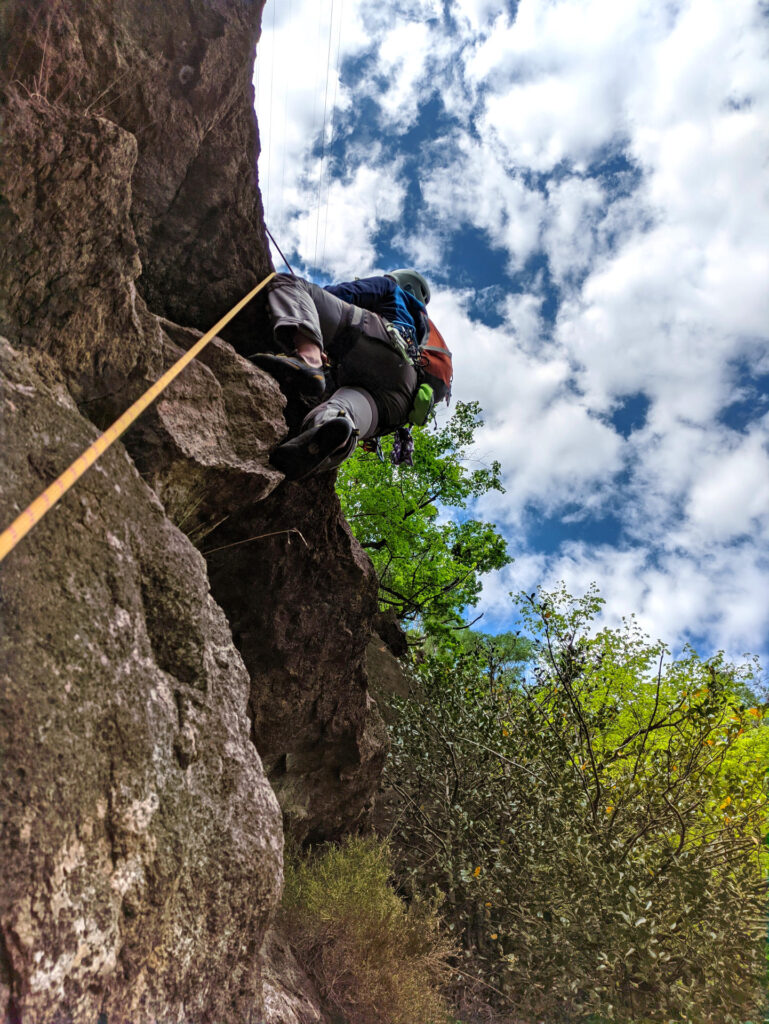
[0,2,388,1019]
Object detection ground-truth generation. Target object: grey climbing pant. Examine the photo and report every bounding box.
[266,274,418,435]
[304,387,379,439]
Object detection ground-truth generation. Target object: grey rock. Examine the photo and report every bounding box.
[0,0,273,352]
[261,927,330,1024]
[0,1,392,1016]
[0,339,283,1022]
[205,474,389,844]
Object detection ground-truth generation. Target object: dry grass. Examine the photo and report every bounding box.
[3,0,70,103]
[282,836,455,1024]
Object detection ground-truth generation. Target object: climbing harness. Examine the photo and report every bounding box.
[0,272,276,564]
[362,436,385,462]
[383,322,415,364]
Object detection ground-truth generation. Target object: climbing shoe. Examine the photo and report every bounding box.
[249,352,326,399]
[270,414,356,481]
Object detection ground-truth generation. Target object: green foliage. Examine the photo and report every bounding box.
[282,836,455,1024]
[337,401,510,635]
[386,586,768,1024]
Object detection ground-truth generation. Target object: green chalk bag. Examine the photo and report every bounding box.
[408,383,435,426]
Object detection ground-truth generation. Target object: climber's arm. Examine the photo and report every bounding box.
[324,275,396,311]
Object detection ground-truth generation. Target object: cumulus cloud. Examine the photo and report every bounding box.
[482,540,769,664]
[254,0,769,657]
[419,136,546,270]
[430,289,625,518]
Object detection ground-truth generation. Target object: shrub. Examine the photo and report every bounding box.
[282,836,455,1024]
[386,586,768,1024]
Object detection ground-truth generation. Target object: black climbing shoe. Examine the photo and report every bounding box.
[249,352,326,399]
[270,416,356,481]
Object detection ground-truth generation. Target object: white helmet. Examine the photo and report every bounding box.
[388,268,431,306]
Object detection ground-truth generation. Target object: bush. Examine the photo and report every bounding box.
[337,401,509,635]
[386,586,768,1024]
[282,836,455,1024]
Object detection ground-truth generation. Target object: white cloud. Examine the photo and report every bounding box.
[483,541,769,664]
[254,0,370,268]
[685,422,769,544]
[543,176,605,287]
[420,136,546,269]
[465,0,667,171]
[452,0,507,34]
[365,17,450,128]
[502,292,545,352]
[254,0,769,656]
[430,289,624,517]
[287,160,407,278]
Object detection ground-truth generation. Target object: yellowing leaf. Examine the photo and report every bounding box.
[473,866,481,877]
[606,805,614,814]
[747,707,762,718]
[491,933,498,939]
[720,796,732,810]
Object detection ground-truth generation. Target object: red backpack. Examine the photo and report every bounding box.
[419,318,453,403]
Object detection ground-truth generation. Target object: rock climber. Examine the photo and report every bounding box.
[250,269,452,481]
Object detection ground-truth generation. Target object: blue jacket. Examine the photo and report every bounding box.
[325,275,429,347]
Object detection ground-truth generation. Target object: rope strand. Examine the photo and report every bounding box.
[265,225,295,274]
[0,272,276,563]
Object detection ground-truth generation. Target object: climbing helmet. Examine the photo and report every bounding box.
[388,268,431,306]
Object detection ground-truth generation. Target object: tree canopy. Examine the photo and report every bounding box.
[385,586,768,1023]
[336,401,510,636]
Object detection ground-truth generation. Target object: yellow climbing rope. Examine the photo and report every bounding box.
[0,271,276,564]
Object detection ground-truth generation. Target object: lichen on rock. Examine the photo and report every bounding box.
[0,338,284,1021]
[0,0,389,1019]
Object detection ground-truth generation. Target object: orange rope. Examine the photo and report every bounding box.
[0,272,276,563]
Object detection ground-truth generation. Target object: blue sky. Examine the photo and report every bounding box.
[254,0,769,662]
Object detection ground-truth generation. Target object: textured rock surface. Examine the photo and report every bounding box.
[1,0,273,348]
[1,1,391,1017]
[0,92,287,536]
[0,338,283,1022]
[0,93,159,407]
[365,634,410,725]
[205,476,389,844]
[0,13,388,848]
[126,319,286,538]
[261,928,329,1024]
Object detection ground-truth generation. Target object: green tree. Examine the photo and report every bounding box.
[386,586,768,1023]
[336,401,510,636]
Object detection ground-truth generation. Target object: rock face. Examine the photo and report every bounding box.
[1,0,273,348]
[206,476,388,844]
[261,928,329,1024]
[0,339,283,1022]
[0,0,388,1019]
